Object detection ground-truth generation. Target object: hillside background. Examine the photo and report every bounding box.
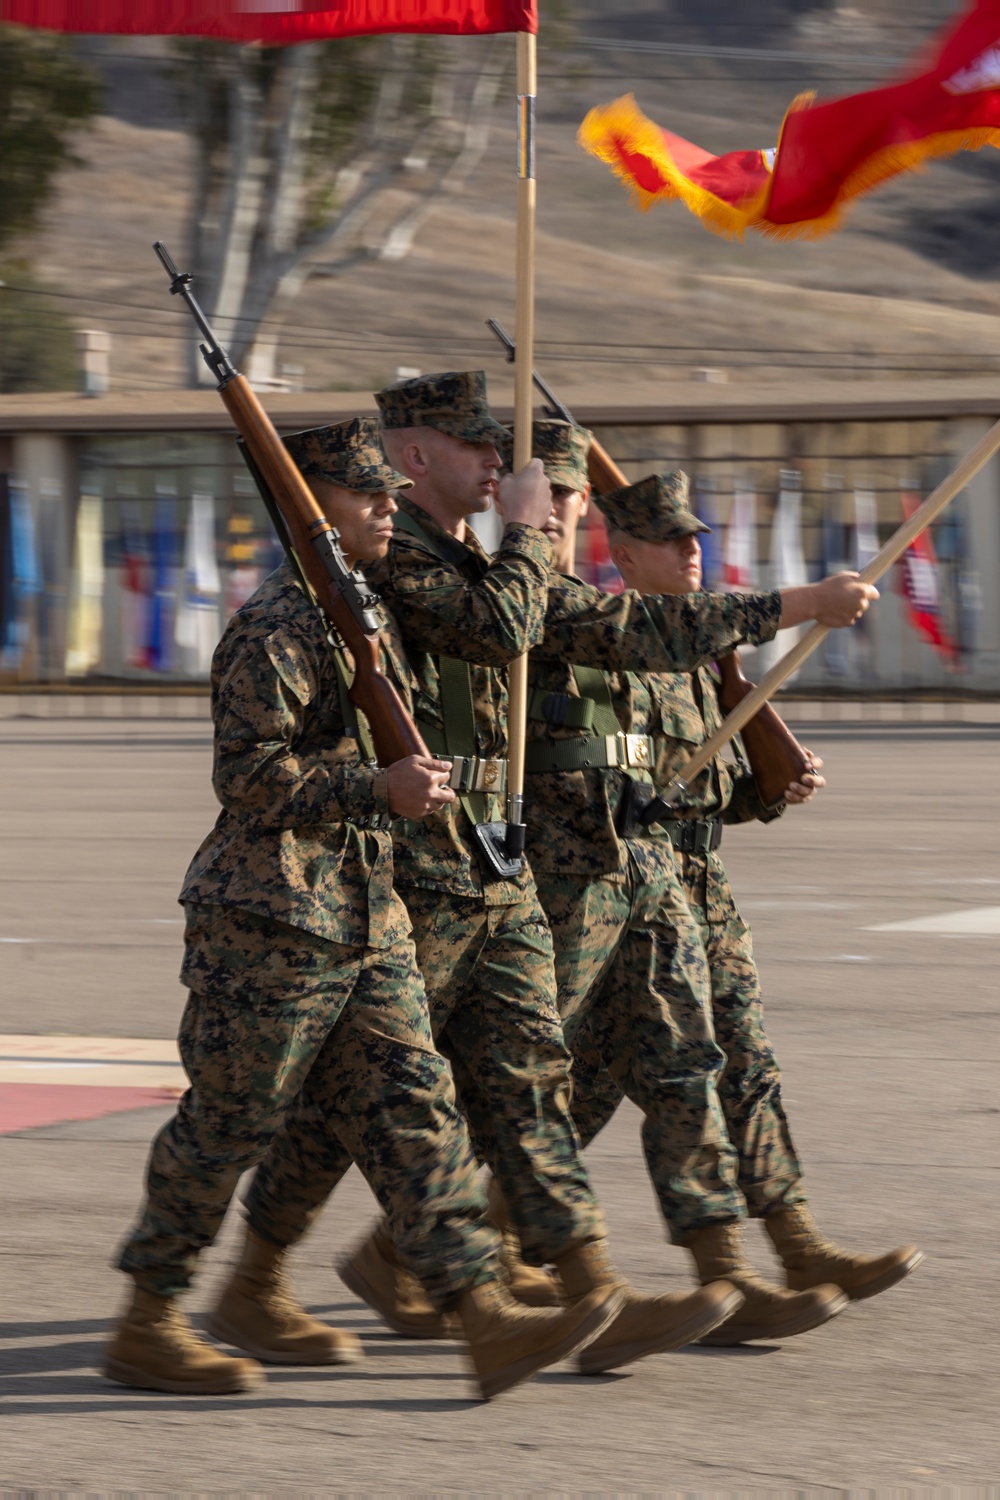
[19,0,1000,400]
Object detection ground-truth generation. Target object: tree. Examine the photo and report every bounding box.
[0,26,101,254]
[0,264,79,393]
[171,18,570,387]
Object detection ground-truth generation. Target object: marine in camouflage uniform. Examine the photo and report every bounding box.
[243,379,600,1272]
[531,426,921,1325]
[107,418,624,1402]
[245,373,801,1368]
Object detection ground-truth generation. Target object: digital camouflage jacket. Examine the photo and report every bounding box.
[375,511,782,894]
[646,665,785,829]
[179,563,411,950]
[523,580,783,878]
[368,496,553,906]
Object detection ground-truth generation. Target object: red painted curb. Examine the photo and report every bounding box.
[0,1083,181,1134]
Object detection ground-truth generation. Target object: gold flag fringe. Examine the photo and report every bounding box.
[578,93,1000,242]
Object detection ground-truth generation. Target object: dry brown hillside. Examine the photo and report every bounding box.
[24,1,1000,400]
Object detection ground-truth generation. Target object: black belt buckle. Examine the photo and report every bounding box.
[672,819,722,856]
[614,779,665,838]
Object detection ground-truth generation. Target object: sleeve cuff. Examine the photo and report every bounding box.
[500,522,554,569]
[341,764,389,826]
[739,590,783,646]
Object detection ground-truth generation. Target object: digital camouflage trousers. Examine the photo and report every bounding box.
[568,849,805,1226]
[117,902,497,1307]
[533,844,746,1242]
[247,886,604,1266]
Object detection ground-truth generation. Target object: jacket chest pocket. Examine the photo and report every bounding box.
[656,696,703,748]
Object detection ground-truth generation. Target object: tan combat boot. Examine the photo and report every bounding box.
[104,1284,264,1394]
[206,1227,362,1365]
[486,1177,563,1308]
[338,1220,460,1339]
[683,1220,847,1345]
[554,1238,743,1375]
[455,1273,622,1400]
[763,1204,924,1301]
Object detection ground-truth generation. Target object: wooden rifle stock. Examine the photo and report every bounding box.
[712,653,812,808]
[153,242,426,768]
[586,435,810,806]
[220,376,428,766]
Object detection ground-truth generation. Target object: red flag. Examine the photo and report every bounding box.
[0,0,535,41]
[580,512,622,594]
[898,492,958,661]
[579,0,1000,240]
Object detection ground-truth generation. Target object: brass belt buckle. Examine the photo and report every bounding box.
[481,758,501,789]
[626,734,650,768]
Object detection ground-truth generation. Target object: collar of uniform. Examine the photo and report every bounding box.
[394,493,486,564]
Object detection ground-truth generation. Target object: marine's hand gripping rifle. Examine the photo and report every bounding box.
[154,242,427,767]
[487,317,813,810]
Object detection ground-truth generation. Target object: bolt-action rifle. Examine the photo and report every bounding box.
[487,317,812,810]
[154,242,428,767]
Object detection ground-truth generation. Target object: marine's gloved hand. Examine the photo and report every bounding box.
[784,751,825,806]
[387,756,456,819]
[495,459,552,533]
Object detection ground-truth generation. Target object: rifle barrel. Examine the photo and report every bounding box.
[486,318,575,425]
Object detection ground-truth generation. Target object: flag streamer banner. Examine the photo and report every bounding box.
[175,493,222,677]
[148,490,179,674]
[1,478,42,670]
[66,494,105,678]
[579,0,1000,240]
[0,0,535,40]
[693,477,722,589]
[898,492,958,662]
[722,482,757,592]
[756,470,808,678]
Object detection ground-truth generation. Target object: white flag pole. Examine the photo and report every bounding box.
[505,28,537,851]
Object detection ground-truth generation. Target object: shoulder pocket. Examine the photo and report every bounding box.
[264,628,318,707]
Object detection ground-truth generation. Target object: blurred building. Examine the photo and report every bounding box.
[1,379,999,695]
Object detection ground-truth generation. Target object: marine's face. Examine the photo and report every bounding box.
[427,429,502,516]
[542,484,591,572]
[310,479,398,566]
[616,532,703,596]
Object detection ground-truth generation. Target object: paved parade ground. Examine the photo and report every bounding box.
[2,714,999,1495]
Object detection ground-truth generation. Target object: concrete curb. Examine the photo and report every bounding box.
[3,693,1000,724]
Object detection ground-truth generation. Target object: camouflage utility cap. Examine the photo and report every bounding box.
[594,471,710,542]
[375,371,510,444]
[500,420,592,491]
[284,417,411,493]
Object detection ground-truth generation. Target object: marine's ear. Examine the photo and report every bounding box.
[607,531,636,578]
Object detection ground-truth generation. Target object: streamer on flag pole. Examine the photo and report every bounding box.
[578,0,1000,241]
[65,493,105,677]
[722,480,757,592]
[898,491,959,663]
[693,477,722,590]
[583,510,622,594]
[175,492,222,677]
[852,483,880,679]
[756,469,808,679]
[1,478,42,672]
[147,488,178,674]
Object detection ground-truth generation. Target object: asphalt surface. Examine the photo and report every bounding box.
[2,717,999,1494]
